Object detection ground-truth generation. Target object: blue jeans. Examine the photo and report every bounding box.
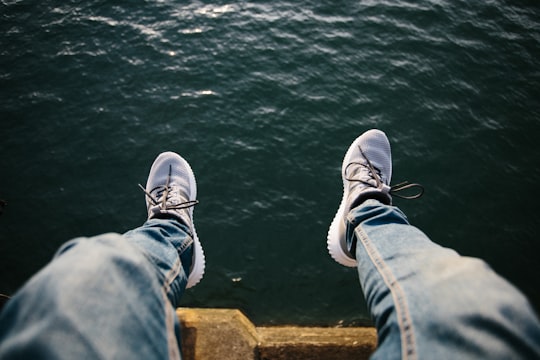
[349,199,540,359]
[2,202,540,359]
[0,219,193,360]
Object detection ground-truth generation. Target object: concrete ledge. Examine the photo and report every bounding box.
[177,308,377,360]
[258,326,377,360]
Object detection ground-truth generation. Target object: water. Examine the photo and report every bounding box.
[1,0,539,326]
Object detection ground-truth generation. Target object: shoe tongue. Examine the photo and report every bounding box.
[359,145,391,185]
[155,185,188,208]
[347,161,379,187]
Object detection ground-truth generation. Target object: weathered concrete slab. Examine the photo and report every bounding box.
[257,326,376,360]
[177,308,377,360]
[178,308,259,360]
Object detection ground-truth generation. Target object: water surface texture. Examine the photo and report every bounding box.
[1,0,539,325]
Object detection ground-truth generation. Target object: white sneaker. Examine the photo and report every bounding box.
[327,129,423,267]
[141,152,205,288]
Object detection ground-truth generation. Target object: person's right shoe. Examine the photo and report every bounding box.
[141,151,205,288]
[327,129,423,267]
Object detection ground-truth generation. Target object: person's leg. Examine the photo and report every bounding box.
[328,129,540,359]
[0,152,204,359]
[349,200,540,359]
[0,220,191,359]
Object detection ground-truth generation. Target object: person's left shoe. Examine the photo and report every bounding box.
[141,151,205,288]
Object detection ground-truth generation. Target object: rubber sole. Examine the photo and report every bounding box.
[326,135,362,268]
[178,154,205,289]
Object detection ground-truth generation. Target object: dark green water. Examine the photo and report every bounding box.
[1,1,539,326]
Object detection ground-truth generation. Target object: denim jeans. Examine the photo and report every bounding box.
[2,202,540,359]
[0,218,193,360]
[348,199,540,359]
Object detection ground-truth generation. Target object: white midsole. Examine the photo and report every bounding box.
[180,156,205,289]
[326,134,362,268]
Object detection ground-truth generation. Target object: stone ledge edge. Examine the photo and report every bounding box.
[177,307,377,360]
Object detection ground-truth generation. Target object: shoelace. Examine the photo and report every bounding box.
[138,165,199,210]
[345,147,424,200]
